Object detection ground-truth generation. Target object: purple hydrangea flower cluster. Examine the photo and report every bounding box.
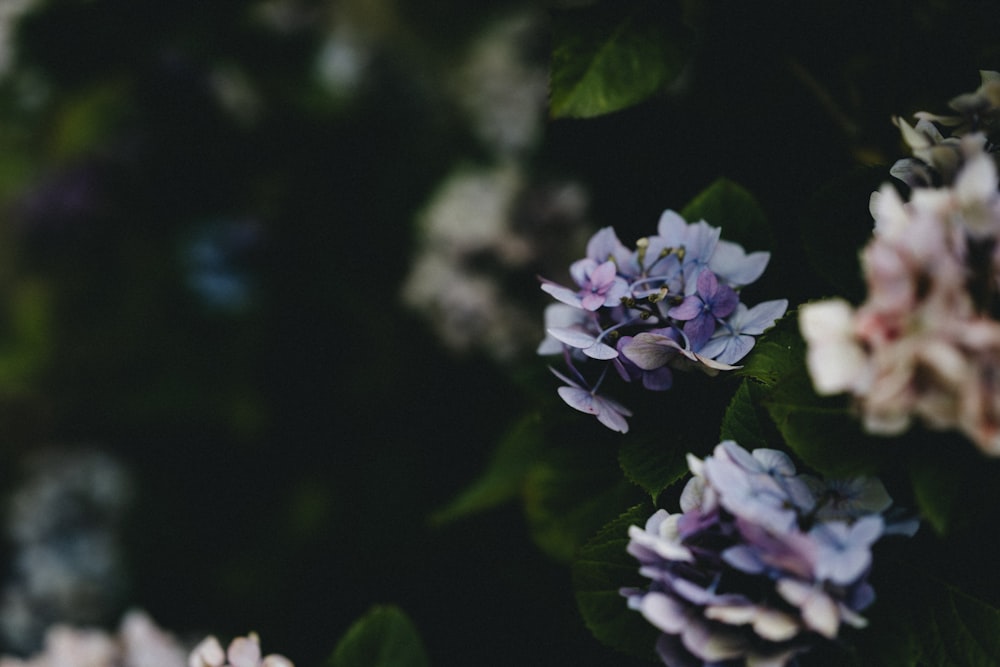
[538,212,787,432]
[621,441,915,667]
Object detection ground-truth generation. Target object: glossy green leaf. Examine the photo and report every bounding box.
[328,605,430,667]
[737,315,886,476]
[617,432,688,503]
[429,412,543,525]
[680,178,773,252]
[850,561,1000,667]
[572,504,659,661]
[523,446,640,562]
[719,378,770,450]
[550,0,691,118]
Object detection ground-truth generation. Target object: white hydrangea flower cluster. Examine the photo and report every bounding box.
[800,72,1000,454]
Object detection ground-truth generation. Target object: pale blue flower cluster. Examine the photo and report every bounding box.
[622,441,916,667]
[538,212,787,432]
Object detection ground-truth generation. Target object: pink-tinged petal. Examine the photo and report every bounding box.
[622,333,683,370]
[580,291,606,311]
[262,655,294,667]
[189,637,226,667]
[227,636,262,667]
[589,259,618,286]
[668,295,704,321]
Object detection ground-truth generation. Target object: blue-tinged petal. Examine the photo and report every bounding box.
[586,226,631,266]
[656,209,688,245]
[702,333,755,365]
[546,327,618,359]
[569,257,598,286]
[751,448,797,476]
[642,366,673,391]
[637,592,690,634]
[722,545,766,574]
[735,299,788,335]
[710,240,771,286]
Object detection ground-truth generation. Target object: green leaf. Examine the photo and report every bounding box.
[852,561,1000,667]
[719,378,770,450]
[680,178,773,252]
[550,0,691,118]
[429,412,543,525]
[736,312,803,389]
[617,432,688,503]
[523,445,640,562]
[328,605,430,667]
[908,446,961,536]
[737,314,887,476]
[572,504,659,661]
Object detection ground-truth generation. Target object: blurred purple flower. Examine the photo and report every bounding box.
[622,441,914,666]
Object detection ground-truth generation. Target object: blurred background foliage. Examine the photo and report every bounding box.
[0,0,997,665]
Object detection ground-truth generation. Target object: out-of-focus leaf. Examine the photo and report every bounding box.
[848,561,1000,667]
[719,378,769,450]
[617,432,687,503]
[572,504,658,661]
[523,446,639,562]
[908,446,960,536]
[550,0,691,118]
[328,605,430,667]
[680,178,773,252]
[0,279,52,391]
[737,315,886,476]
[429,412,543,525]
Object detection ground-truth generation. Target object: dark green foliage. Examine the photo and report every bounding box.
[550,0,691,118]
[329,606,430,667]
[572,504,659,661]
